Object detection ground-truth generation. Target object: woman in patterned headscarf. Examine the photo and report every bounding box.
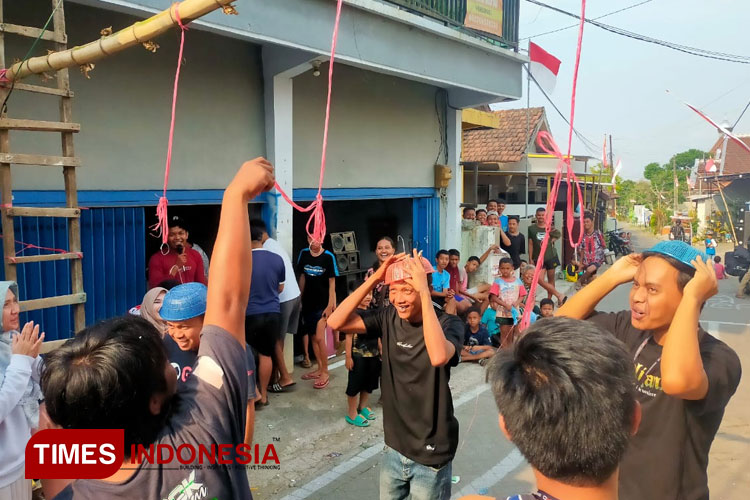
[0,281,44,499]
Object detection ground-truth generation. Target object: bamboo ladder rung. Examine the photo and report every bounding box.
[19,292,87,312]
[7,252,82,264]
[0,23,66,43]
[0,82,73,97]
[6,206,81,218]
[0,119,80,132]
[0,152,80,167]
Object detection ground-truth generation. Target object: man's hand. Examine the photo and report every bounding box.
[345,355,354,371]
[228,157,275,201]
[371,253,406,282]
[402,249,431,296]
[11,321,44,358]
[177,253,188,265]
[604,253,642,285]
[684,257,718,304]
[488,244,500,253]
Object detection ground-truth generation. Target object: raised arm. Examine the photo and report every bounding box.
[660,257,715,399]
[205,158,275,346]
[402,251,456,367]
[498,228,511,247]
[479,244,500,265]
[556,254,641,319]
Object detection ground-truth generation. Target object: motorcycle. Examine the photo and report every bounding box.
[607,229,634,257]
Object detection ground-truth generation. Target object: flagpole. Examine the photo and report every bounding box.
[525,41,531,219]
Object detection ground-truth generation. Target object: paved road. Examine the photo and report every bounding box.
[254,226,748,500]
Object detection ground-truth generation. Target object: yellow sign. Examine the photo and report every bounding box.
[464,0,503,38]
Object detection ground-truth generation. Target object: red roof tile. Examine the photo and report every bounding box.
[701,135,750,175]
[462,107,546,163]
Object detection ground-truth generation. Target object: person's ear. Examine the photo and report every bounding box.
[498,414,512,441]
[149,393,164,416]
[631,400,642,436]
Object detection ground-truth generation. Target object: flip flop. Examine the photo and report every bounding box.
[267,382,297,393]
[301,359,312,368]
[359,407,376,420]
[345,414,370,427]
[254,399,269,410]
[313,377,330,389]
[301,372,320,381]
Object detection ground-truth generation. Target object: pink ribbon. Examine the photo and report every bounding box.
[273,0,343,244]
[519,0,587,332]
[151,4,189,245]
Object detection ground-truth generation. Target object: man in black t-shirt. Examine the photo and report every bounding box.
[39,158,276,500]
[557,241,742,500]
[296,237,339,388]
[500,215,525,270]
[329,250,464,500]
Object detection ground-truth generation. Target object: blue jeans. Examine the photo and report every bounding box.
[379,446,452,500]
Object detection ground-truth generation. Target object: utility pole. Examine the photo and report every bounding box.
[609,134,615,217]
[524,47,531,219]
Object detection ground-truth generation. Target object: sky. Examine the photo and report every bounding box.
[492,0,750,180]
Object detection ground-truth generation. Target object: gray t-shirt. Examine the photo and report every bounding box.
[54,326,252,500]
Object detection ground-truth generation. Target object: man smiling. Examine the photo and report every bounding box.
[557,241,741,500]
[328,250,464,500]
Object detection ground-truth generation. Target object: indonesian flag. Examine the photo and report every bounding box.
[612,159,622,192]
[529,42,561,94]
[705,158,717,173]
[602,135,608,168]
[683,102,750,159]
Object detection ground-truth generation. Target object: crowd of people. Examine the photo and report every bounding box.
[0,159,743,500]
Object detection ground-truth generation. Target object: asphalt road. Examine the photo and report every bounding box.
[257,226,748,500]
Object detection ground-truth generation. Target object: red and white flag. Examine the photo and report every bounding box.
[612,159,622,192]
[683,102,750,159]
[705,158,717,173]
[529,42,561,94]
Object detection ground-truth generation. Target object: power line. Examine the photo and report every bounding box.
[524,0,750,65]
[523,64,600,156]
[521,0,653,41]
[733,99,750,130]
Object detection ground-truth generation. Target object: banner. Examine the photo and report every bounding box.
[465,0,503,38]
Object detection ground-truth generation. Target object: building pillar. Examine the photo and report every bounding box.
[443,107,463,249]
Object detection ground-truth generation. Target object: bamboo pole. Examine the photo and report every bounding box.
[714,175,738,244]
[3,0,236,82]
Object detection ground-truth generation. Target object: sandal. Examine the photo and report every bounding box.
[345,414,370,427]
[268,382,297,393]
[301,359,312,368]
[301,372,320,380]
[255,399,269,410]
[359,407,376,420]
[313,377,330,389]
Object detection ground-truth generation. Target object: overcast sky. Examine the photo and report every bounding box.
[492,0,750,179]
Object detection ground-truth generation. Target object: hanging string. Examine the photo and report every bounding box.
[0,234,81,263]
[519,0,587,332]
[151,3,189,247]
[273,0,344,244]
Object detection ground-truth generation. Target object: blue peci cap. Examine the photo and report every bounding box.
[645,241,708,269]
[159,282,208,321]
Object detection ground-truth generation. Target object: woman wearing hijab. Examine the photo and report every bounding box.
[138,287,168,336]
[0,281,44,500]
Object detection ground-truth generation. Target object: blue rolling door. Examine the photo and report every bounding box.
[0,207,146,341]
[412,195,440,262]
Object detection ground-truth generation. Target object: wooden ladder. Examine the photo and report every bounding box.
[0,0,85,334]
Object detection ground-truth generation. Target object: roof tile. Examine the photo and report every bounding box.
[462,107,545,163]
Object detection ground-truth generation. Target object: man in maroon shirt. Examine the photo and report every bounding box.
[148,216,206,288]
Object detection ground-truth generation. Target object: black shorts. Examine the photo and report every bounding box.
[299,309,325,337]
[345,356,381,396]
[245,313,280,357]
[495,317,514,327]
[585,261,602,271]
[543,257,560,270]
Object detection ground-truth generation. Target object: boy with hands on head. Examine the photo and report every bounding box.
[328,250,465,500]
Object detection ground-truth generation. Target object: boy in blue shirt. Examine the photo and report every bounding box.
[461,308,495,364]
[431,249,454,310]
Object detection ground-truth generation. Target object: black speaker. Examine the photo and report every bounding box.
[336,251,360,272]
[331,231,357,254]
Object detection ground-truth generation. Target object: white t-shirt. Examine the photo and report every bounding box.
[262,237,301,303]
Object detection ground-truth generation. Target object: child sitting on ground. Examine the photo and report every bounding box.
[714,255,726,280]
[344,288,382,428]
[489,258,526,349]
[539,298,555,318]
[461,308,495,365]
